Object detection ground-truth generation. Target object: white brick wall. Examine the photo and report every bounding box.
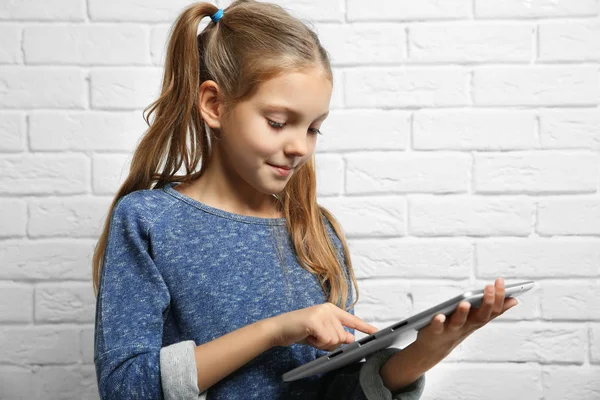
[1,0,599,398]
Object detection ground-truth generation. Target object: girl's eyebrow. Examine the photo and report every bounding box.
[262,103,329,119]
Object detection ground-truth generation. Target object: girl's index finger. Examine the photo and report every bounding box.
[348,313,379,335]
[367,324,379,334]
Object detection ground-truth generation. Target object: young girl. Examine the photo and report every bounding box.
[92,1,518,399]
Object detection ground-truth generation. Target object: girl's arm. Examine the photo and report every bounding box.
[193,318,275,392]
[379,278,518,394]
[379,339,438,393]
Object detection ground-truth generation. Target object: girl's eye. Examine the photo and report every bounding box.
[266,119,323,135]
[267,119,285,130]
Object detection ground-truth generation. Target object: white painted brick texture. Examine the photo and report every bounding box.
[1,0,599,398]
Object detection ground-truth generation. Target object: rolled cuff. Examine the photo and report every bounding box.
[159,340,207,399]
[359,347,426,400]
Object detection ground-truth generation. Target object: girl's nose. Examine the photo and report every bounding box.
[284,130,310,157]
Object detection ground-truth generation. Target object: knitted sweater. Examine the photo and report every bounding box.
[93,181,426,399]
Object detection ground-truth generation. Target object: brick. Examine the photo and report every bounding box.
[475,0,598,18]
[474,151,599,194]
[358,279,412,321]
[0,199,27,237]
[348,0,472,21]
[314,154,344,196]
[346,68,469,107]
[539,20,600,61]
[259,0,344,22]
[0,0,84,20]
[317,23,406,65]
[591,324,600,364]
[318,110,410,152]
[318,196,406,236]
[410,23,532,62]
[349,238,472,279]
[409,196,533,236]
[92,153,137,195]
[540,109,600,149]
[0,327,79,364]
[346,152,469,194]
[89,0,192,22]
[445,322,585,363]
[414,110,537,150]
[90,68,162,109]
[0,240,96,280]
[0,25,21,64]
[0,67,86,109]
[24,25,149,65]
[477,238,600,278]
[0,154,88,194]
[36,283,96,323]
[30,111,145,151]
[542,366,600,400]
[424,364,542,400]
[473,67,598,106]
[539,281,600,320]
[0,284,33,323]
[0,365,98,399]
[538,197,600,235]
[0,112,26,152]
[29,196,113,237]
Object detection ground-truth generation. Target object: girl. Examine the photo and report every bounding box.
[92,1,518,399]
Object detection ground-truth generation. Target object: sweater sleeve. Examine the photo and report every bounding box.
[159,341,207,399]
[93,196,204,399]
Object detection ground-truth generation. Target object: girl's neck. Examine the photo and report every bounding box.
[173,177,284,219]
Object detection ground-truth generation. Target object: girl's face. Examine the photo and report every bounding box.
[218,66,332,196]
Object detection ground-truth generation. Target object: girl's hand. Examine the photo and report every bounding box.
[268,302,379,352]
[415,277,519,358]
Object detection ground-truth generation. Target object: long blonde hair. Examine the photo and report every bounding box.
[92,0,360,312]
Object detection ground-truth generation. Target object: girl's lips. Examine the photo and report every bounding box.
[267,163,291,170]
[269,163,293,176]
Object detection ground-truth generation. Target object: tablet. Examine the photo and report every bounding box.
[282,280,536,382]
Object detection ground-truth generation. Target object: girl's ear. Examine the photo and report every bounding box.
[197,80,223,131]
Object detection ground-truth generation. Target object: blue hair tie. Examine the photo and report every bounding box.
[211,8,223,23]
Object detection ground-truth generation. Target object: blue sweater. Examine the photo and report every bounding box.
[93,181,426,399]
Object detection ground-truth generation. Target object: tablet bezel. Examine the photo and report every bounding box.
[281,280,536,382]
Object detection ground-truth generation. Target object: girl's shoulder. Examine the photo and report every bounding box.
[112,185,177,231]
